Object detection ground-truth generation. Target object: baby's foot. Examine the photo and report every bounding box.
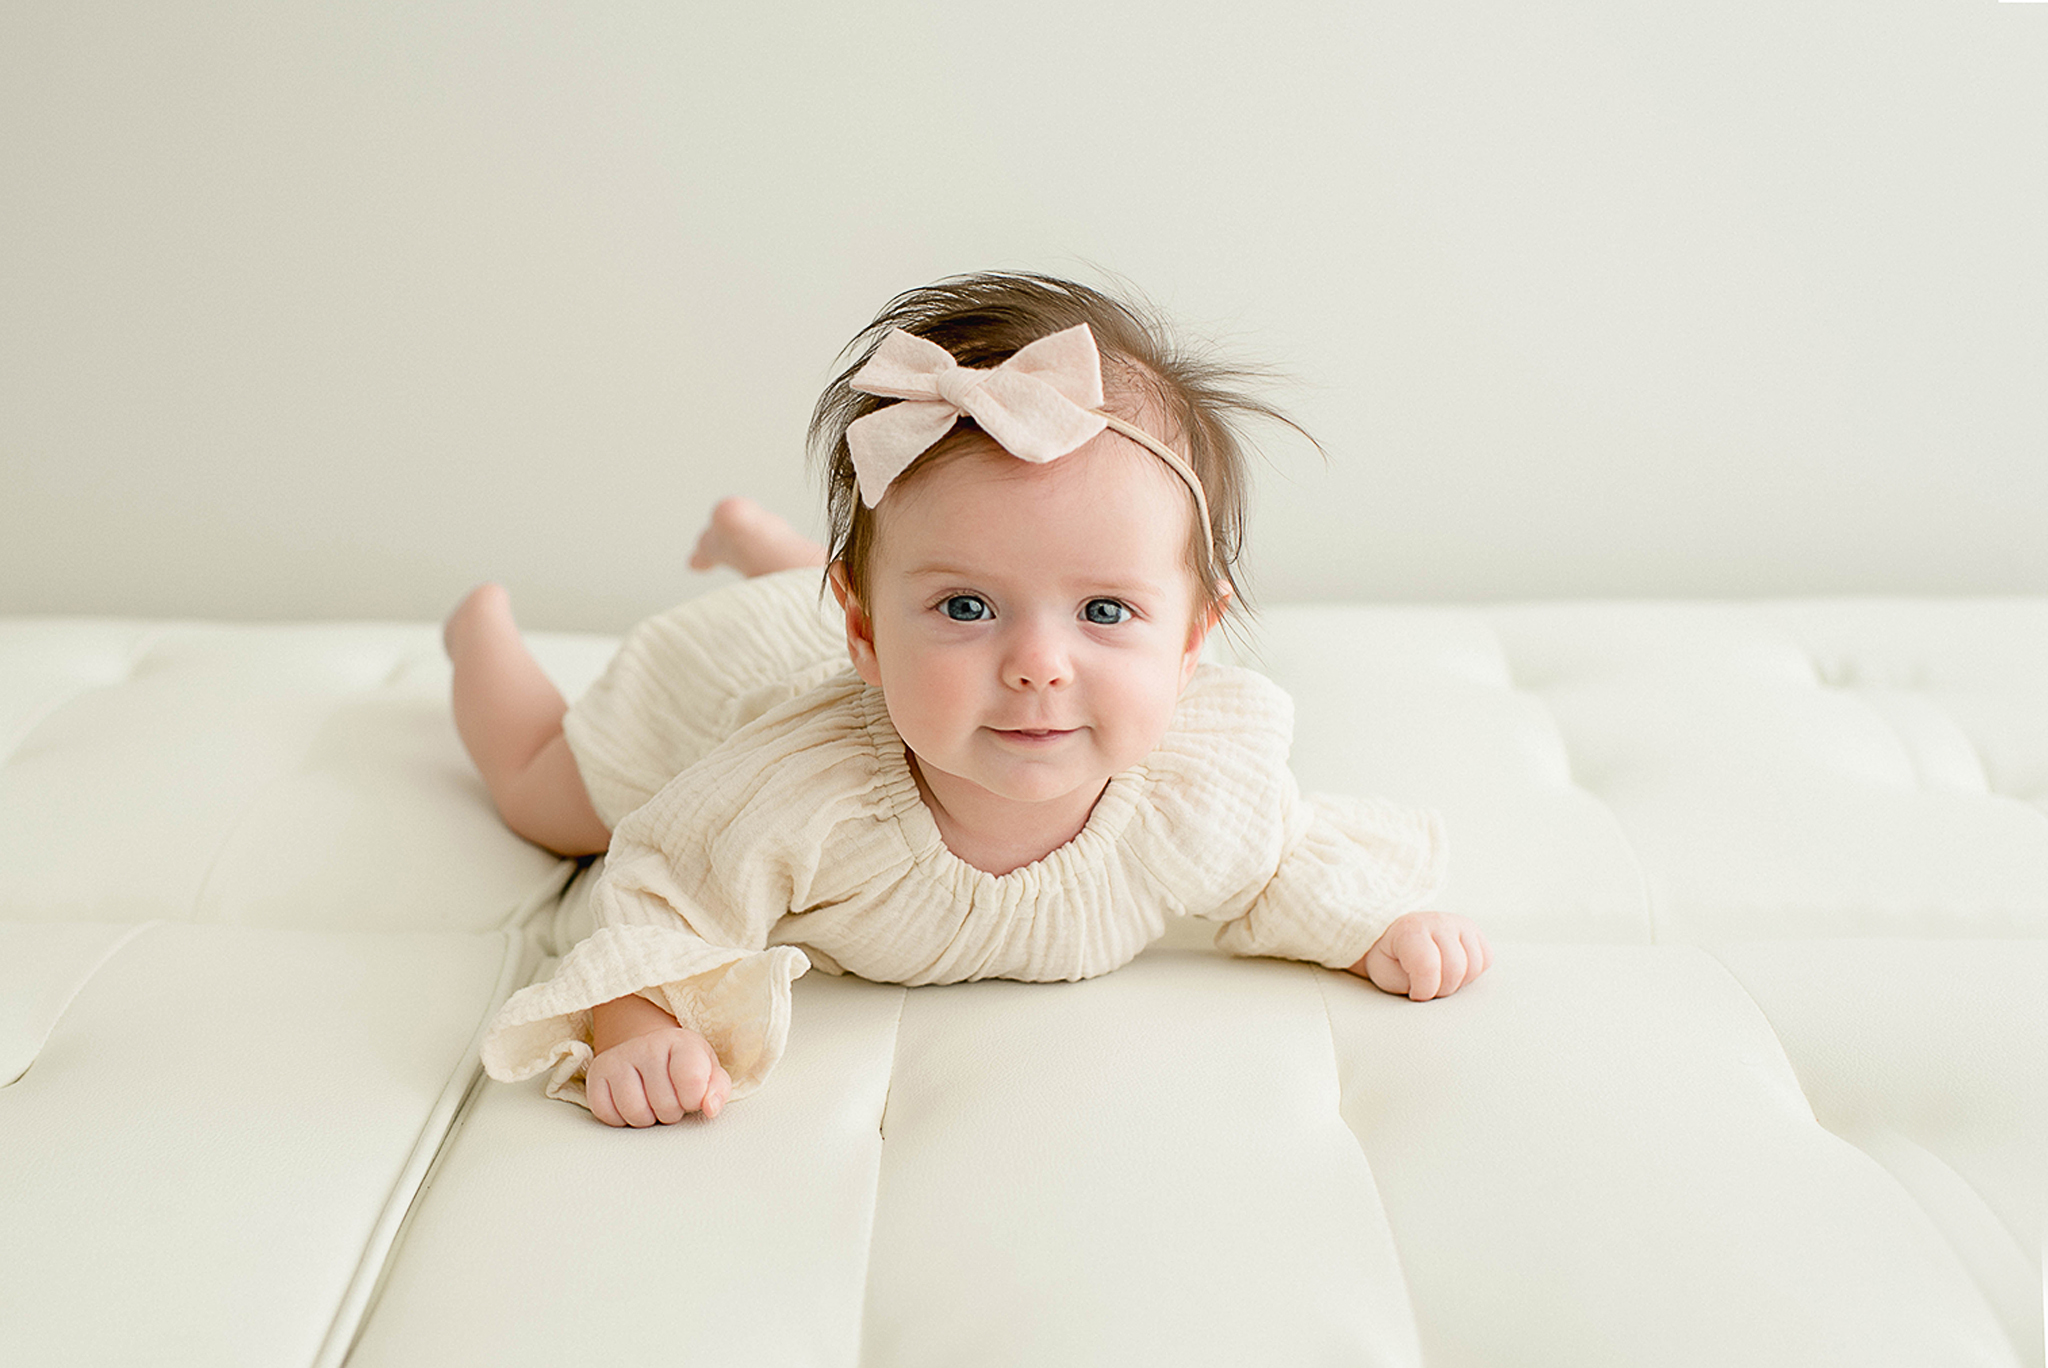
[443,582,516,664]
[689,496,828,578]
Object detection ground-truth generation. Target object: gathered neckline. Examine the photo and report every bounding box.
[852,682,1150,891]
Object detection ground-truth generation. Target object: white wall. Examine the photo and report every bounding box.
[3,1,2044,631]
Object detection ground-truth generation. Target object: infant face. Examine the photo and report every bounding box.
[851,433,1211,821]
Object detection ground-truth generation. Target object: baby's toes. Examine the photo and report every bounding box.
[687,523,727,571]
[442,582,510,657]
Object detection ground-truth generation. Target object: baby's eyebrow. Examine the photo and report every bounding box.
[898,562,979,581]
[900,568,1177,602]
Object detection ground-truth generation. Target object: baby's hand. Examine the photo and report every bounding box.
[586,1025,731,1127]
[1350,911,1491,1001]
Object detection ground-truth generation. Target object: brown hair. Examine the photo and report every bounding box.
[809,271,1310,622]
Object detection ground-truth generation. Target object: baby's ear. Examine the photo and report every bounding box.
[829,562,883,687]
[1180,584,1231,686]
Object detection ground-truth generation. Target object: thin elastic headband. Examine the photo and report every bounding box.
[845,324,1212,539]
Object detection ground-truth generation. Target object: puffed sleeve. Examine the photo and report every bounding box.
[1212,785,1448,970]
[477,838,811,1108]
[1147,664,1449,970]
[481,678,882,1108]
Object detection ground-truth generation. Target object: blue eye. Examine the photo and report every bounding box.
[1083,599,1132,626]
[942,595,992,622]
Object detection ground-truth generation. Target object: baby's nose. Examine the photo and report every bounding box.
[1002,623,1072,689]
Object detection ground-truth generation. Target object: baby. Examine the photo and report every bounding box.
[455,272,1489,1128]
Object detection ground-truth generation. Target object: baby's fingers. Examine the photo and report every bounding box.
[1401,936,1445,1001]
[1440,923,1479,996]
[589,1075,623,1128]
[637,1058,686,1125]
[609,1068,660,1127]
[702,1061,733,1119]
[589,1069,654,1128]
[664,1036,729,1119]
[1461,923,1493,986]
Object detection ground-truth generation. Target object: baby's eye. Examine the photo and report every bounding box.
[941,594,993,622]
[1082,598,1132,626]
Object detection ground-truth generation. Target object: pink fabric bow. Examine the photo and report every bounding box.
[846,325,1111,507]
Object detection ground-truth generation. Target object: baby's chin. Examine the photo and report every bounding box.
[987,771,1118,808]
[905,717,1178,806]
[945,760,1105,807]
[907,747,1106,810]
[974,745,1170,807]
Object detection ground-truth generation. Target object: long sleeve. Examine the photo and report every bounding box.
[481,659,1454,1112]
[477,834,811,1108]
[1211,785,1448,969]
[1140,664,1450,970]
[480,678,890,1108]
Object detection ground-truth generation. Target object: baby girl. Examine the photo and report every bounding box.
[455,272,1490,1128]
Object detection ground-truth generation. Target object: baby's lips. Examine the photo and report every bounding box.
[992,727,1081,745]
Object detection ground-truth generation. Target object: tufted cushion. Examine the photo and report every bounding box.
[0,620,613,930]
[1238,600,2048,941]
[0,603,2042,1367]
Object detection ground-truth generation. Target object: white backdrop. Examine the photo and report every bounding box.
[3,1,2044,631]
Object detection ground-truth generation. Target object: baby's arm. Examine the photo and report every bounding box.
[586,993,732,1127]
[1349,911,1491,1001]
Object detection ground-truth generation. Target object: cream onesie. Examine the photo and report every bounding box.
[480,569,1447,1108]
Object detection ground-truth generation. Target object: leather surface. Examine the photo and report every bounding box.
[0,922,522,1367]
[0,620,613,930]
[1237,600,2048,941]
[1,604,2042,1366]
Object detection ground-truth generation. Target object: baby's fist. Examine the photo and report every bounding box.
[586,1025,731,1128]
[1352,911,1491,1001]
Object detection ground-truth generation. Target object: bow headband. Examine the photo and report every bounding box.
[845,324,1213,538]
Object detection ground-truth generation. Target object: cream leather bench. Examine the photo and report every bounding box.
[2,602,2042,1367]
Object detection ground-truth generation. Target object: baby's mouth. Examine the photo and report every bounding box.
[994,726,1077,744]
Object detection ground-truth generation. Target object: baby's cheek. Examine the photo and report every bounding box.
[1099,665,1185,767]
[883,651,978,748]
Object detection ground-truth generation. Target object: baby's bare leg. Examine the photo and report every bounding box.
[446,500,814,850]
[689,496,827,577]
[444,583,611,856]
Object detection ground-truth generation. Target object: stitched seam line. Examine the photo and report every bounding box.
[1313,968,1425,1359]
[1,919,162,1088]
[1489,611,1660,944]
[313,927,528,1368]
[0,622,170,777]
[850,984,911,1368]
[1701,945,2043,1279]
